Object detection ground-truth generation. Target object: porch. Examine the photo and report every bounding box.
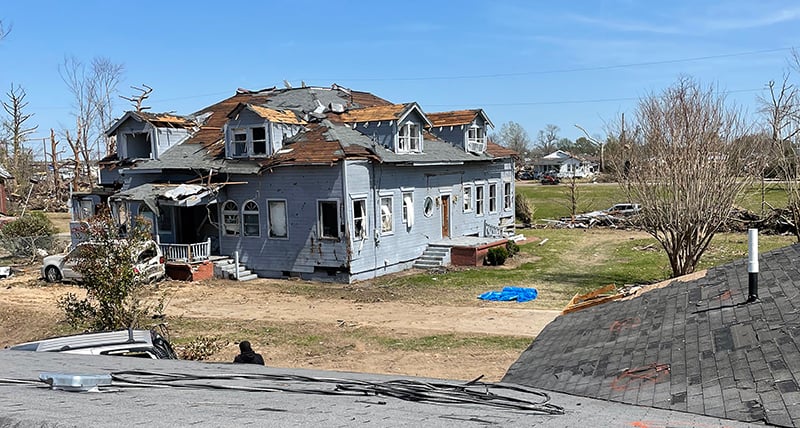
[159,238,212,263]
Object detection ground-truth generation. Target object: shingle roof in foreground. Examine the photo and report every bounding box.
[0,349,749,427]
[504,243,800,427]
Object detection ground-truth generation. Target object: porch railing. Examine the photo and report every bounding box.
[484,221,503,238]
[159,238,211,263]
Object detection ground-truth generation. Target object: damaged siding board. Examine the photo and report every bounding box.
[116,120,151,160]
[355,121,395,151]
[154,127,191,158]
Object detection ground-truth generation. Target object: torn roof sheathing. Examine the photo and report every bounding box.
[427,109,494,128]
[232,104,307,125]
[111,183,224,214]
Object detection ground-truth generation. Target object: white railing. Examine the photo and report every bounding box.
[484,221,502,238]
[159,238,211,263]
[467,139,486,153]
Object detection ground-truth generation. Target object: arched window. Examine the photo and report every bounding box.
[222,200,239,236]
[243,200,260,237]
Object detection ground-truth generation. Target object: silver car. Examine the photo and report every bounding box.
[42,240,166,283]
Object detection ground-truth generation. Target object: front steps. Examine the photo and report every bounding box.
[413,244,451,269]
[212,257,258,281]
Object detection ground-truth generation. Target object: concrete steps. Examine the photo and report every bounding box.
[212,257,258,281]
[413,244,450,269]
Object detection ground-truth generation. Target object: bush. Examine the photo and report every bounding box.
[486,246,509,266]
[0,212,59,257]
[515,194,535,225]
[176,336,228,361]
[1,212,57,238]
[506,240,520,257]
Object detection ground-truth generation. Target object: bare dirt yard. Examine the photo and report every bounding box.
[0,265,559,382]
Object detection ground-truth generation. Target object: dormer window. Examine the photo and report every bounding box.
[467,125,486,153]
[398,122,421,153]
[231,126,268,157]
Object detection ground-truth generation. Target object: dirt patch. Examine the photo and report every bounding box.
[0,269,559,382]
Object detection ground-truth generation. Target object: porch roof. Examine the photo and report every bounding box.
[111,183,224,214]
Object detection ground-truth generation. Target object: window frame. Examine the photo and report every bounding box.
[230,126,269,157]
[317,199,340,240]
[402,191,414,228]
[467,126,485,153]
[267,199,288,239]
[242,200,260,237]
[475,185,485,216]
[463,184,473,213]
[397,122,421,153]
[352,198,367,240]
[380,195,394,235]
[222,200,240,236]
[503,181,513,211]
[488,182,498,214]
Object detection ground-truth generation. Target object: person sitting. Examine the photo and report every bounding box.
[233,340,264,365]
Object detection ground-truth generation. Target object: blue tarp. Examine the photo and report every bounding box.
[478,286,538,303]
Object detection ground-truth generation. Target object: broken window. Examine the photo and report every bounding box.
[398,122,421,153]
[318,200,339,239]
[475,185,484,216]
[488,183,497,213]
[125,132,152,159]
[402,192,414,227]
[463,185,472,212]
[232,130,247,156]
[243,200,260,237]
[467,126,485,152]
[268,200,287,238]
[222,200,240,236]
[423,196,434,217]
[252,127,267,155]
[504,182,513,211]
[380,196,393,234]
[157,206,172,233]
[352,199,367,239]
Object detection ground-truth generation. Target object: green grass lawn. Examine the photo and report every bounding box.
[518,181,791,222]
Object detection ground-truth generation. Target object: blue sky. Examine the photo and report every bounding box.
[1,0,799,150]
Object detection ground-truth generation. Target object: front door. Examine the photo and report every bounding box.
[441,195,450,238]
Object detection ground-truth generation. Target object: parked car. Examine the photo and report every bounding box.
[540,174,560,185]
[516,171,535,180]
[605,203,641,216]
[9,329,178,359]
[42,240,165,283]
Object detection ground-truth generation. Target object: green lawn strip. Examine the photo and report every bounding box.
[167,317,530,356]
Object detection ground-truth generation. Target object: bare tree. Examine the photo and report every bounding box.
[1,84,37,203]
[492,121,530,158]
[59,56,124,190]
[610,77,754,277]
[760,70,800,240]
[91,58,124,156]
[534,124,560,156]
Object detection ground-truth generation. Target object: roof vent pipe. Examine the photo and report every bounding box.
[747,228,759,303]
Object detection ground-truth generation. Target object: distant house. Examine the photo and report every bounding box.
[71,85,516,282]
[530,150,596,178]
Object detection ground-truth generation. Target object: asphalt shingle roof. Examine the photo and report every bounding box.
[504,243,800,427]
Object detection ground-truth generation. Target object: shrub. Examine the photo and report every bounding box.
[1,212,57,238]
[0,212,59,257]
[176,336,228,361]
[515,193,535,225]
[486,246,509,266]
[506,240,520,257]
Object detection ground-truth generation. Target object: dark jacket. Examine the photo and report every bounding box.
[234,350,264,365]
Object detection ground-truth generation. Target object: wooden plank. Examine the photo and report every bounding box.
[562,284,621,314]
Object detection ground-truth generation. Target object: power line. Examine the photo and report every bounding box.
[424,88,765,108]
[305,47,794,82]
